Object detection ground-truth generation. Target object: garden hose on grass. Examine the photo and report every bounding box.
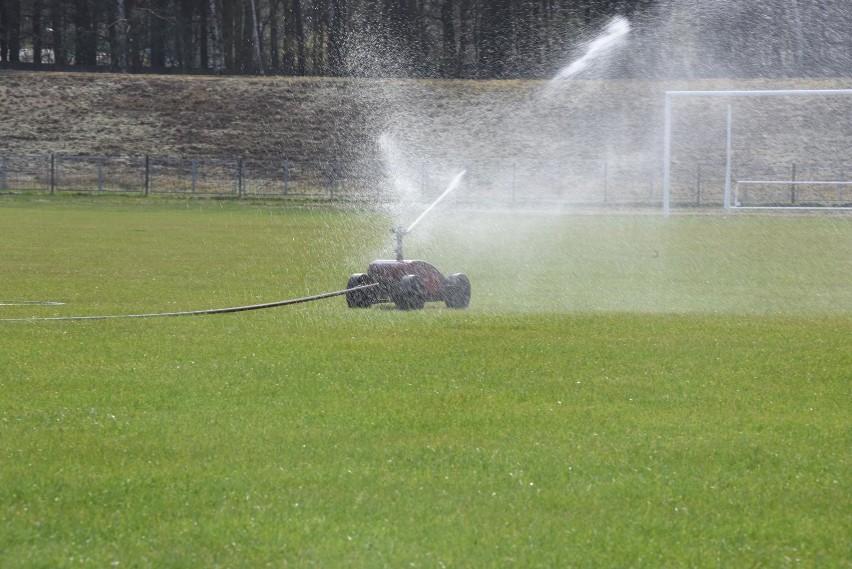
[0,301,65,306]
[0,284,378,322]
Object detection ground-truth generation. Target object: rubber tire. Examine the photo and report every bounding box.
[346,273,375,308]
[443,273,471,309]
[396,274,426,310]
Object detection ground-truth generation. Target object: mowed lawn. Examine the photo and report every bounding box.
[1,196,849,567]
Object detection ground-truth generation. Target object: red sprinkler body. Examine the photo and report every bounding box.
[346,170,470,310]
[345,226,471,310]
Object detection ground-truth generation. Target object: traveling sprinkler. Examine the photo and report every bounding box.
[345,170,470,310]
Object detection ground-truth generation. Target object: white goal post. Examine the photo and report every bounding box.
[662,89,852,216]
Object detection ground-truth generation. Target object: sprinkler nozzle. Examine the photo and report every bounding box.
[392,226,406,261]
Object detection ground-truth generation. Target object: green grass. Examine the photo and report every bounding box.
[1,195,850,567]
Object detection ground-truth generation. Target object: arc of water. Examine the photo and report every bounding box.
[552,16,631,80]
[405,169,467,234]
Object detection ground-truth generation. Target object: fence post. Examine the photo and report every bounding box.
[238,157,244,198]
[1,155,7,191]
[790,163,797,205]
[97,157,104,193]
[282,160,290,196]
[144,155,150,196]
[326,162,334,200]
[602,160,609,204]
[695,163,702,205]
[511,162,517,205]
[191,159,198,194]
[50,154,56,195]
[649,168,655,200]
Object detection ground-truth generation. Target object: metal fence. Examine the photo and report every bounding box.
[0,152,664,205]
[668,160,852,207]
[461,158,662,207]
[0,154,359,200]
[2,152,849,209]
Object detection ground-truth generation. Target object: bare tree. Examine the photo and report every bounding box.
[74,0,97,66]
[32,0,44,63]
[114,0,128,71]
[328,0,345,75]
[148,0,167,68]
[208,0,223,71]
[439,0,456,77]
[479,0,513,77]
[1,0,22,62]
[49,0,66,64]
[293,0,306,75]
[0,1,7,62]
[250,0,264,73]
[269,0,280,71]
[457,0,474,77]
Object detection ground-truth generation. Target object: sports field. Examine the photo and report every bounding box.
[1,195,849,567]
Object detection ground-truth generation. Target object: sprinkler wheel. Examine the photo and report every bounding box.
[346,260,470,311]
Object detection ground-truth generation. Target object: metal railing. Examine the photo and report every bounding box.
[3,152,849,209]
[1,153,659,204]
[0,154,353,200]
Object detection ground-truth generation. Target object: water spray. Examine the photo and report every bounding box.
[392,169,466,261]
[405,169,467,235]
[552,16,631,81]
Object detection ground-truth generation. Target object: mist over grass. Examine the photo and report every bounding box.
[394,205,852,315]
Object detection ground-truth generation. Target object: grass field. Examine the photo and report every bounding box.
[1,195,850,567]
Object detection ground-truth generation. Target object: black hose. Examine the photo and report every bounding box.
[0,301,65,306]
[0,284,378,322]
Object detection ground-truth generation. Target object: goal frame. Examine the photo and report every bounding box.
[661,89,852,216]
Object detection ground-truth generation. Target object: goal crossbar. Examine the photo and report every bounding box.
[662,88,852,216]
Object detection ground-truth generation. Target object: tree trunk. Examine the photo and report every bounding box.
[128,0,144,71]
[74,0,97,66]
[114,0,128,71]
[209,0,223,71]
[51,0,66,66]
[328,0,346,75]
[0,1,7,62]
[787,0,804,76]
[293,0,306,75]
[32,0,44,64]
[179,0,195,70]
[269,0,280,72]
[7,0,21,62]
[241,1,252,72]
[480,0,513,77]
[311,0,326,74]
[250,0,264,74]
[440,0,456,77]
[221,0,235,71]
[149,0,167,68]
[200,0,209,69]
[458,0,472,77]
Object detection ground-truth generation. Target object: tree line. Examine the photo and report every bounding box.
[0,0,643,78]
[0,0,849,79]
